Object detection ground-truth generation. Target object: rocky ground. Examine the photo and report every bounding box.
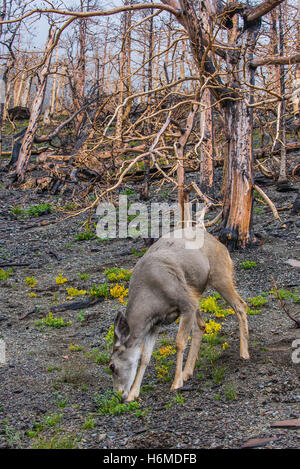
[0,161,299,450]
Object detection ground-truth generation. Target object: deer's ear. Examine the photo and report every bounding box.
[114,311,130,345]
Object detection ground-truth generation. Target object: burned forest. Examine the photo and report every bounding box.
[0,0,299,452]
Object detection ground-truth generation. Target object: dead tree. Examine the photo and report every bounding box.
[14,27,57,182]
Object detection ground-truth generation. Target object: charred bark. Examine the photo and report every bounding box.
[14,28,57,182]
[218,21,261,249]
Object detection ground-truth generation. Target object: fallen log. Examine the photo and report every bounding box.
[51,296,105,312]
[254,141,300,158]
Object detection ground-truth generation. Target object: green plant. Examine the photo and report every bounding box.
[160,190,170,199]
[1,423,21,447]
[165,392,184,410]
[104,267,132,282]
[153,344,176,382]
[94,391,140,415]
[248,295,268,307]
[224,382,237,401]
[85,348,109,365]
[26,203,54,217]
[88,282,109,298]
[271,288,299,303]
[35,312,72,329]
[78,272,90,281]
[86,325,115,366]
[97,237,110,242]
[211,365,227,384]
[200,295,235,318]
[77,310,85,322]
[25,276,37,287]
[66,287,86,299]
[121,189,135,195]
[200,296,219,314]
[132,247,148,257]
[31,433,78,449]
[203,320,224,345]
[246,307,262,315]
[198,343,221,365]
[241,260,257,270]
[10,205,24,216]
[34,413,62,431]
[82,416,96,430]
[0,268,13,280]
[74,229,96,241]
[134,408,149,418]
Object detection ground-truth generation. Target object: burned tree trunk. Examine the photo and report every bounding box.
[15,28,57,182]
[218,23,260,249]
[199,87,214,198]
[219,99,256,248]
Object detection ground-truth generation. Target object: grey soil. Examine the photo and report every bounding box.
[0,168,299,449]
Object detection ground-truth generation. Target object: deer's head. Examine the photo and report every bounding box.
[109,311,141,401]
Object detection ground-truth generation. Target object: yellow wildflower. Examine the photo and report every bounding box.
[56,273,68,284]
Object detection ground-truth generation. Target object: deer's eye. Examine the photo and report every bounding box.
[109,363,115,373]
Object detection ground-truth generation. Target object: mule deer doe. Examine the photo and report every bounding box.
[109,227,249,402]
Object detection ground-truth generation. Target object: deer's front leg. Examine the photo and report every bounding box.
[182,311,206,381]
[126,329,158,402]
[171,313,194,391]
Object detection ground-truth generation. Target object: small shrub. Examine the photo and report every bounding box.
[104,267,132,282]
[10,205,24,216]
[78,272,90,281]
[82,416,95,430]
[0,268,13,280]
[77,310,85,322]
[224,382,237,400]
[74,229,96,241]
[88,283,109,298]
[121,189,135,195]
[94,391,140,415]
[153,344,176,381]
[246,307,261,315]
[26,203,54,217]
[85,348,109,365]
[248,295,268,308]
[55,273,68,284]
[241,260,257,270]
[132,247,148,257]
[31,433,78,449]
[203,320,223,345]
[25,276,37,287]
[69,343,83,352]
[211,365,227,384]
[66,287,86,299]
[35,312,72,329]
[110,283,128,303]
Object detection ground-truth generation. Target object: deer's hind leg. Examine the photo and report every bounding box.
[182,310,206,382]
[211,275,249,360]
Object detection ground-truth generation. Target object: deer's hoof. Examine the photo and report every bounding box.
[171,380,183,391]
[182,370,192,382]
[126,391,139,402]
